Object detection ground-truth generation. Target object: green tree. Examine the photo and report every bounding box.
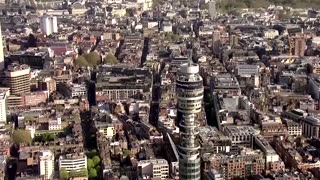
[104,53,119,64]
[84,52,101,66]
[59,168,69,180]
[12,130,32,144]
[24,115,34,122]
[54,104,65,112]
[74,56,89,67]
[88,149,98,158]
[123,149,132,156]
[87,158,95,169]
[92,156,101,166]
[96,165,101,175]
[42,133,55,142]
[88,168,97,178]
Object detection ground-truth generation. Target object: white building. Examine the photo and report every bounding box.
[0,22,4,70]
[71,84,87,98]
[264,29,279,39]
[0,93,6,124]
[137,159,169,179]
[48,117,62,130]
[39,150,54,180]
[40,15,58,36]
[59,153,87,172]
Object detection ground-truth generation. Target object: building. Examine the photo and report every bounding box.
[212,30,221,55]
[39,150,54,180]
[211,73,241,96]
[96,66,152,101]
[59,153,87,172]
[224,125,257,149]
[40,15,58,35]
[284,119,302,136]
[198,126,231,154]
[236,64,259,76]
[0,93,6,124]
[94,113,123,139]
[48,117,62,130]
[5,63,30,95]
[0,22,4,71]
[293,34,306,57]
[176,61,203,180]
[208,0,216,18]
[301,115,320,138]
[202,148,265,179]
[137,159,169,179]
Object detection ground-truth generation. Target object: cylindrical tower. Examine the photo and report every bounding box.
[176,62,203,180]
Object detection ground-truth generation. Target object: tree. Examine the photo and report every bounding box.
[84,52,101,66]
[96,165,101,175]
[123,149,132,156]
[88,149,98,158]
[12,130,32,144]
[24,116,34,122]
[104,53,119,64]
[74,56,89,67]
[88,168,97,178]
[42,133,55,142]
[92,156,101,166]
[87,158,95,169]
[59,168,69,180]
[27,33,37,47]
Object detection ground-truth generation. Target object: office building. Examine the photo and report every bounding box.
[59,153,87,172]
[0,22,4,71]
[176,61,203,180]
[5,63,30,95]
[39,150,54,180]
[301,115,320,138]
[0,93,6,124]
[224,125,257,148]
[40,15,58,36]
[137,159,169,179]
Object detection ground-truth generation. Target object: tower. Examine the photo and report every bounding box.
[5,63,30,95]
[208,0,216,18]
[176,59,203,180]
[0,22,4,71]
[40,15,58,36]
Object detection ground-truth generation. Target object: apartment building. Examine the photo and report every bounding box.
[39,150,54,180]
[0,93,6,124]
[59,153,87,172]
[137,159,169,179]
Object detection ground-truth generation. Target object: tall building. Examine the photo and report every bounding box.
[176,61,203,180]
[0,22,4,71]
[294,34,306,57]
[212,30,221,55]
[0,92,6,124]
[208,0,216,18]
[5,63,30,95]
[40,15,58,36]
[39,150,54,180]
